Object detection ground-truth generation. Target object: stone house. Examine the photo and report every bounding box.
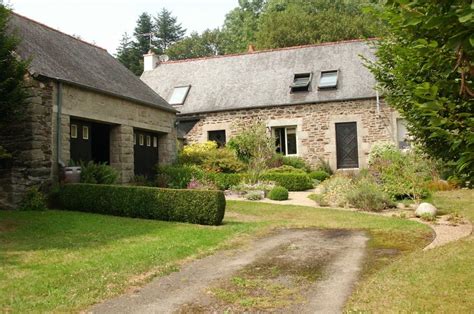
[0,13,177,209]
[141,39,408,171]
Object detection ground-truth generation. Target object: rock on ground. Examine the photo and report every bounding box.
[415,203,438,217]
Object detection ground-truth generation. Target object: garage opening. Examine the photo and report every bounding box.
[134,129,159,178]
[70,119,110,164]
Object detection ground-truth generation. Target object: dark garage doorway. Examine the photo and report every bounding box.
[134,129,159,178]
[70,118,110,164]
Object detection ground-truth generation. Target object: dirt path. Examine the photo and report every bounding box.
[91,229,368,313]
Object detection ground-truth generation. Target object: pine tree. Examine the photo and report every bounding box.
[133,12,155,55]
[154,8,186,52]
[115,33,142,75]
[0,4,28,125]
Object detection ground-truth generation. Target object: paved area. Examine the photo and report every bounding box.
[91,229,368,314]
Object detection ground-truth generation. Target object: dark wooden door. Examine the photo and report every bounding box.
[70,119,92,163]
[336,122,359,169]
[134,130,159,178]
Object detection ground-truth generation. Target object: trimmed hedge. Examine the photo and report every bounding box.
[309,170,330,182]
[268,186,289,201]
[261,173,313,191]
[58,184,225,225]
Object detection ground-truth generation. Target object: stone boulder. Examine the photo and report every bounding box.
[415,202,437,217]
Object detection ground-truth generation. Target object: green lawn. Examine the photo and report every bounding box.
[1,190,472,312]
[346,189,474,312]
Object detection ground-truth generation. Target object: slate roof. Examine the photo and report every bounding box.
[8,13,176,112]
[141,39,377,115]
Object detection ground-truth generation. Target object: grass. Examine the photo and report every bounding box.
[346,189,474,312]
[0,210,259,312]
[1,190,472,312]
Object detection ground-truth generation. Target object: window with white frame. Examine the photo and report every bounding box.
[169,85,191,105]
[82,126,89,140]
[319,70,338,89]
[274,127,297,156]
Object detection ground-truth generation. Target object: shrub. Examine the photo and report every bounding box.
[245,191,263,200]
[129,175,153,187]
[205,173,243,190]
[281,156,310,172]
[368,146,433,201]
[367,141,400,166]
[346,178,394,212]
[155,165,204,189]
[227,122,275,182]
[19,187,47,211]
[314,158,333,175]
[318,175,354,207]
[267,165,306,174]
[58,184,225,225]
[268,186,289,201]
[231,181,275,193]
[179,142,245,173]
[427,179,455,191]
[309,170,330,182]
[261,173,313,191]
[187,178,218,190]
[308,193,329,207]
[80,161,118,185]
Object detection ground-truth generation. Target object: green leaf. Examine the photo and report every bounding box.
[458,12,473,23]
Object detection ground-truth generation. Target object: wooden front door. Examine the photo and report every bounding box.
[336,122,359,169]
[134,130,159,178]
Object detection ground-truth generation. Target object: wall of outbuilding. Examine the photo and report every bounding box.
[0,77,177,209]
[184,99,399,170]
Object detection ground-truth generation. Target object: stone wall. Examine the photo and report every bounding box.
[1,78,177,209]
[184,99,399,170]
[0,76,54,209]
[53,84,177,181]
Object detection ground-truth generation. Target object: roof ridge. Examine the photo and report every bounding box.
[11,11,107,52]
[161,38,377,65]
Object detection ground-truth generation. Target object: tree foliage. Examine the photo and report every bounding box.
[115,9,185,75]
[0,4,28,125]
[365,0,474,181]
[166,29,224,60]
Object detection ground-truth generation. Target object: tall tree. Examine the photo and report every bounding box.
[221,0,265,53]
[154,8,186,52]
[0,4,28,125]
[0,3,29,157]
[166,29,224,60]
[365,0,474,181]
[255,0,386,49]
[133,12,155,55]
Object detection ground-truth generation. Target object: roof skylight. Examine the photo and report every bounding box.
[319,71,338,89]
[169,85,191,105]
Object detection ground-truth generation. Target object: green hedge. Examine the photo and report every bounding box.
[261,173,313,191]
[205,173,243,190]
[58,184,225,225]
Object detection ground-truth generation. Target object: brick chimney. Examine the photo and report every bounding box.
[248,44,256,53]
[143,50,159,71]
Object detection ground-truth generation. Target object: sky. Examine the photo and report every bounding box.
[7,0,237,54]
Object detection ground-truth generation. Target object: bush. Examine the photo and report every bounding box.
[80,161,119,185]
[346,178,394,212]
[261,172,313,191]
[178,142,245,173]
[129,175,153,187]
[309,170,330,182]
[318,175,354,207]
[281,156,310,172]
[19,187,47,211]
[368,145,433,200]
[245,191,263,200]
[314,158,333,175]
[58,184,225,225]
[155,165,204,189]
[187,178,218,190]
[205,173,243,190]
[267,165,306,174]
[268,186,289,201]
[308,193,329,207]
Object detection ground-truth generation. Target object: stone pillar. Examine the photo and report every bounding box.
[110,125,134,183]
[158,127,178,165]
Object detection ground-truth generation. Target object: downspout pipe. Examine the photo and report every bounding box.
[56,81,65,169]
[375,86,380,114]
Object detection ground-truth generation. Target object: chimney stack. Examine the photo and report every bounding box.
[248,44,256,53]
[143,50,159,71]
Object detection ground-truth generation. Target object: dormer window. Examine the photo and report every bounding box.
[290,73,312,92]
[319,70,338,89]
[169,85,191,105]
